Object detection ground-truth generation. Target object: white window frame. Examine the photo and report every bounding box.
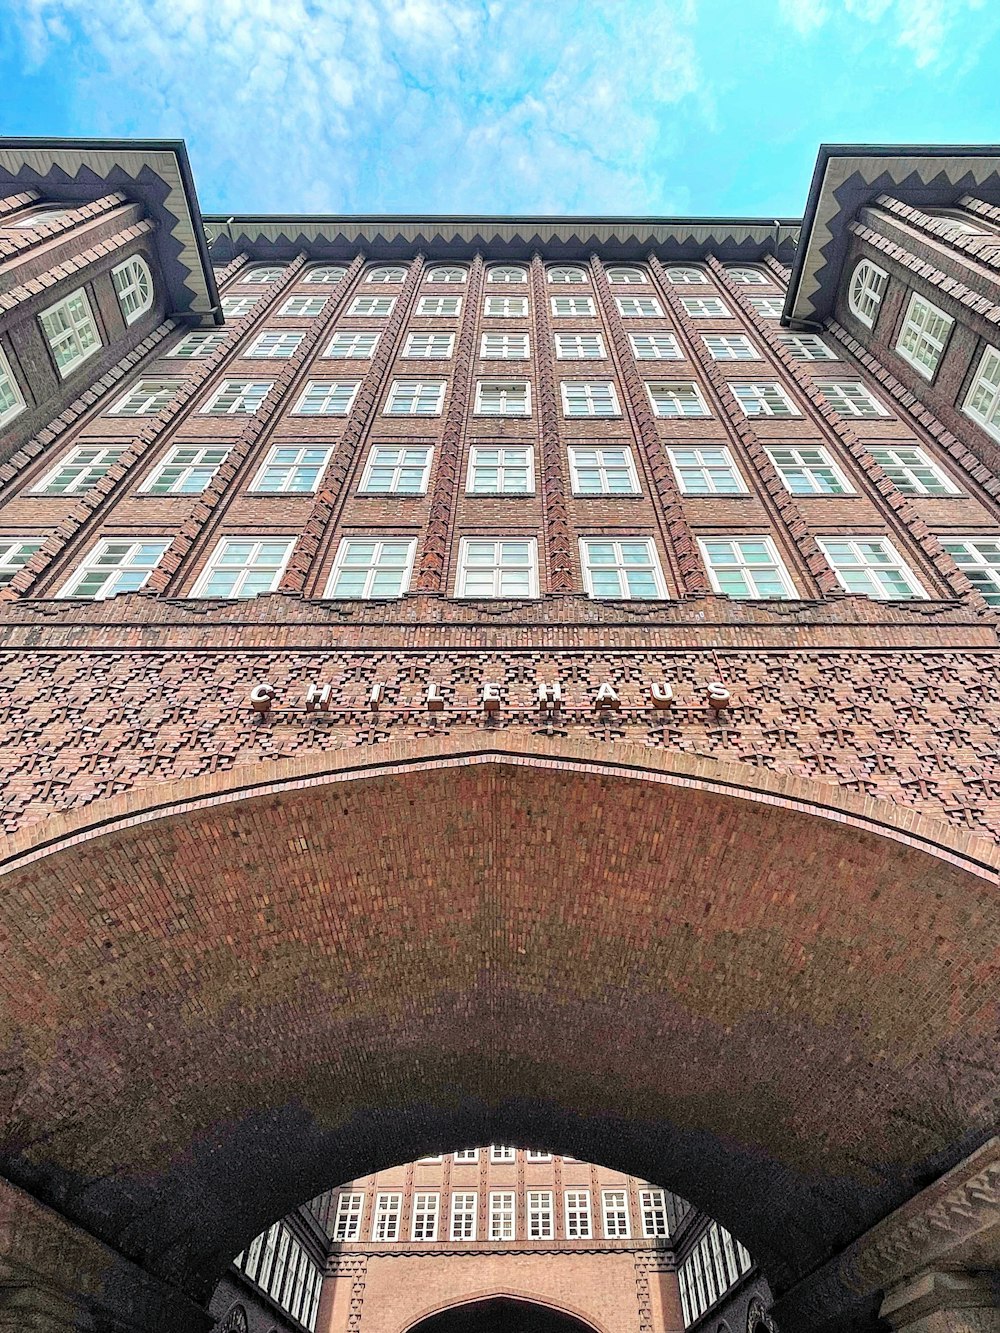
[278,295,328,317]
[453,1149,480,1163]
[410,1193,440,1242]
[292,380,362,416]
[108,379,180,416]
[38,287,101,377]
[580,537,667,600]
[487,265,527,284]
[490,1146,516,1163]
[456,538,539,598]
[763,445,854,496]
[372,1193,402,1242]
[139,445,229,495]
[417,295,462,316]
[0,538,42,587]
[555,333,606,359]
[615,296,663,318]
[250,445,332,494]
[33,444,127,494]
[221,295,259,317]
[425,266,466,284]
[664,266,706,285]
[629,332,681,360]
[489,1191,516,1240]
[466,445,534,494]
[747,296,784,318]
[111,255,154,323]
[939,537,1000,605]
[526,1191,555,1240]
[848,260,888,328]
[200,380,273,416]
[359,445,433,494]
[548,265,587,284]
[7,206,73,229]
[332,1193,365,1242]
[867,445,958,495]
[485,295,529,318]
[702,334,760,361]
[450,1193,478,1241]
[403,331,455,360]
[601,1190,631,1239]
[241,266,285,283]
[560,380,621,417]
[667,446,748,495]
[57,537,170,600]
[639,1189,669,1239]
[0,346,27,427]
[817,536,927,600]
[680,296,731,318]
[776,333,838,361]
[166,330,229,359]
[365,265,406,283]
[727,267,767,285]
[815,380,889,417]
[896,292,954,379]
[303,266,346,284]
[698,536,798,599]
[383,378,447,416]
[191,536,295,599]
[348,295,396,316]
[323,331,380,360]
[729,381,800,417]
[646,381,711,418]
[481,332,530,360]
[568,446,640,496]
[963,344,1000,443]
[474,380,531,417]
[564,1190,592,1239]
[324,537,417,599]
[245,330,304,359]
[525,1150,551,1162]
[550,295,596,317]
[606,266,647,284]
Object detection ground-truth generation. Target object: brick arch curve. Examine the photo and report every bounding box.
[400,1292,610,1333]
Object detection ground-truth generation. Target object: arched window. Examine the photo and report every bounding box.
[366,265,407,283]
[217,1304,248,1333]
[111,255,154,324]
[303,266,347,284]
[426,266,467,283]
[488,265,528,283]
[241,266,286,283]
[663,266,707,284]
[924,209,994,238]
[606,266,647,284]
[6,205,74,229]
[548,266,587,284]
[727,267,767,285]
[848,259,888,327]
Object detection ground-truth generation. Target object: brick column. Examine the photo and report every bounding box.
[529,253,574,593]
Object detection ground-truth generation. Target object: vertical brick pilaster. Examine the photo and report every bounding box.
[530,253,574,594]
[763,254,791,284]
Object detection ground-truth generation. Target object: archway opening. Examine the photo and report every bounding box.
[408,1297,603,1333]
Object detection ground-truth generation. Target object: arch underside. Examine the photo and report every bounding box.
[406,1296,604,1333]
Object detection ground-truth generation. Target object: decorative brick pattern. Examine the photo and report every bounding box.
[874,193,1000,271]
[0,190,130,263]
[0,218,156,315]
[530,253,575,593]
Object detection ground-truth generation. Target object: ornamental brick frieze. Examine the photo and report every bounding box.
[0,189,130,264]
[0,216,154,316]
[873,193,1000,272]
[530,253,575,593]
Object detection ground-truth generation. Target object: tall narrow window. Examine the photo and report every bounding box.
[640,1189,669,1238]
[250,446,331,493]
[333,1194,365,1242]
[325,538,416,598]
[467,446,533,494]
[551,296,595,317]
[569,446,639,495]
[896,293,953,377]
[0,539,42,587]
[527,1191,554,1239]
[561,381,620,416]
[246,330,304,358]
[580,538,666,599]
[140,446,229,495]
[629,332,681,360]
[193,538,294,598]
[817,537,926,599]
[109,379,181,416]
[293,380,361,415]
[111,256,154,323]
[58,538,170,600]
[359,446,433,494]
[372,1193,402,1242]
[0,347,27,426]
[701,1234,719,1304]
[940,537,1000,605]
[647,381,710,417]
[450,1193,478,1240]
[710,1225,729,1291]
[719,1226,741,1284]
[456,539,538,598]
[564,1191,592,1238]
[668,446,746,495]
[38,288,101,376]
[324,331,380,359]
[489,1192,516,1240]
[963,345,1000,443]
[867,446,956,495]
[678,1266,692,1327]
[411,1193,440,1241]
[848,260,888,327]
[201,380,272,415]
[601,1190,630,1238]
[699,537,796,599]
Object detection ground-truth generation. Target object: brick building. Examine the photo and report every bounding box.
[0,139,997,1333]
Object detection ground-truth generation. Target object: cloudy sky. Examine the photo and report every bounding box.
[2,0,998,217]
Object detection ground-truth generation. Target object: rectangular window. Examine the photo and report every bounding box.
[34,444,127,494]
[257,1224,281,1293]
[333,1193,365,1242]
[710,1225,729,1293]
[481,331,530,359]
[764,446,853,495]
[278,295,328,316]
[360,446,433,494]
[629,332,681,360]
[776,332,838,361]
[963,345,1000,442]
[324,331,380,359]
[690,1248,707,1314]
[417,296,462,316]
[818,537,926,599]
[293,380,361,415]
[372,1193,402,1242]
[569,446,639,495]
[450,1193,477,1241]
[640,1189,669,1238]
[616,296,663,317]
[680,297,729,318]
[475,380,531,416]
[457,539,538,598]
[58,538,170,600]
[581,537,666,599]
[701,1234,719,1304]
[0,538,42,587]
[525,1150,551,1161]
[485,295,528,318]
[326,538,416,598]
[678,1266,692,1327]
[348,296,395,316]
[737,1240,753,1274]
[896,293,953,377]
[551,296,595,317]
[601,1190,630,1238]
[193,537,294,598]
[748,296,784,318]
[167,330,230,359]
[490,1146,516,1163]
[108,379,180,416]
[246,330,304,358]
[729,381,799,416]
[221,295,259,317]
[403,332,455,359]
[939,537,1000,605]
[453,1149,480,1163]
[467,446,534,494]
[816,381,888,417]
[719,1226,741,1284]
[564,1191,592,1239]
[647,381,710,417]
[555,333,606,359]
[411,1192,440,1242]
[867,445,957,495]
[38,288,101,376]
[703,334,759,360]
[201,380,272,415]
[489,1192,516,1240]
[384,378,446,416]
[250,446,331,493]
[699,537,796,599]
[561,381,620,417]
[527,1191,554,1239]
[668,445,747,495]
[140,445,229,495]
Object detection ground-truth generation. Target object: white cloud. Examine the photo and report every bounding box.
[781,0,985,68]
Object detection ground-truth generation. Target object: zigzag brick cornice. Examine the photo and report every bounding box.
[0,188,38,218]
[960,194,1000,227]
[0,191,131,267]
[873,193,1000,271]
[0,218,155,315]
[530,253,574,594]
[850,218,1000,326]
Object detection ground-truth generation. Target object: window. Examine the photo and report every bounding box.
[467,446,533,494]
[701,1235,719,1304]
[815,380,888,417]
[418,296,462,316]
[727,267,767,285]
[551,296,595,317]
[360,446,433,494]
[640,1189,669,1238]
[964,345,1000,442]
[703,334,759,361]
[450,1193,477,1241]
[192,537,294,598]
[525,1150,551,1161]
[475,380,531,416]
[555,333,605,359]
[7,206,73,228]
[729,381,799,417]
[0,347,26,426]
[709,1225,729,1292]
[403,332,454,359]
[776,333,838,361]
[34,444,127,494]
[278,295,328,317]
[668,446,747,495]
[58,538,169,600]
[456,539,538,598]
[348,296,395,316]
[527,1192,554,1240]
[896,292,953,378]
[140,445,229,494]
[629,332,681,360]
[108,379,179,416]
[426,266,466,283]
[303,265,346,284]
[0,539,42,587]
[324,331,380,359]
[581,538,666,599]
[564,1191,592,1239]
[939,538,1000,605]
[867,445,957,495]
[167,330,230,359]
[221,295,259,317]
[569,446,639,495]
[333,1194,364,1242]
[561,381,620,417]
[747,296,784,318]
[616,296,663,317]
[411,1193,440,1242]
[699,537,796,599]
[490,1146,516,1162]
[678,1267,692,1327]
[764,446,853,495]
[111,256,153,323]
[736,1239,753,1274]
[664,267,706,284]
[647,381,710,417]
[325,538,416,598]
[485,295,528,318]
[606,266,647,284]
[417,1156,443,1163]
[489,1192,516,1240]
[293,380,361,415]
[488,266,527,283]
[602,1190,630,1238]
[819,537,925,599]
[202,381,272,415]
[372,1193,402,1242]
[453,1149,480,1163]
[366,266,406,283]
[719,1227,741,1285]
[246,330,304,358]
[242,266,285,283]
[38,288,101,376]
[384,379,446,416]
[924,209,993,238]
[548,265,586,283]
[482,332,530,359]
[250,446,331,493]
[848,260,888,327]
[680,296,730,318]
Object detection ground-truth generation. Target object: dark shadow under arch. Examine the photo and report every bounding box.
[406,1296,604,1333]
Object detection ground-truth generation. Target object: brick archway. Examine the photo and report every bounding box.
[0,735,996,1318]
[402,1294,608,1333]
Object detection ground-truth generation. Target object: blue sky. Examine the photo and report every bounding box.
[2,0,999,218]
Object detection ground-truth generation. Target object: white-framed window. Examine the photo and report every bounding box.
[489,1192,516,1240]
[896,292,954,378]
[964,345,1000,443]
[417,1156,443,1163]
[488,265,527,284]
[848,260,888,327]
[727,267,768,285]
[581,537,666,599]
[324,331,380,359]
[348,295,396,316]
[690,1248,708,1315]
[250,446,332,493]
[561,380,620,416]
[525,1150,551,1162]
[668,446,747,495]
[815,380,888,417]
[647,381,711,417]
[246,330,304,358]
[426,265,466,284]
[111,255,154,323]
[38,288,101,376]
[639,1189,669,1238]
[366,265,406,283]
[325,538,416,598]
[551,295,595,317]
[764,445,854,495]
[678,1266,692,1326]
[629,332,681,360]
[699,537,797,599]
[167,330,229,359]
[372,1193,402,1242]
[939,537,1000,605]
[241,266,285,283]
[450,1193,477,1241]
[703,334,759,361]
[0,538,43,586]
[616,296,663,317]
[411,1193,440,1242]
[747,296,784,318]
[555,333,605,359]
[664,266,706,284]
[569,446,639,495]
[867,445,957,495]
[384,378,446,416]
[58,538,169,600]
[601,1190,630,1238]
[360,445,433,494]
[548,265,587,283]
[776,333,838,361]
[221,295,259,317]
[475,380,531,416]
[737,1238,753,1274]
[456,538,538,598]
[417,295,462,316]
[681,296,730,318]
[192,537,294,598]
[924,209,992,237]
[527,1191,554,1240]
[403,332,454,359]
[108,379,180,416]
[453,1149,480,1163]
[201,380,272,415]
[34,444,127,494]
[332,1193,365,1242]
[710,1225,730,1291]
[0,347,27,426]
[481,332,530,359]
[818,536,926,599]
[293,379,361,415]
[7,206,73,229]
[606,266,647,284]
[490,1146,517,1163]
[467,446,534,494]
[701,1235,719,1304]
[140,445,229,495]
[485,295,528,318]
[719,1226,740,1285]
[303,265,346,284]
[278,295,328,317]
[729,381,799,417]
[564,1191,592,1239]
